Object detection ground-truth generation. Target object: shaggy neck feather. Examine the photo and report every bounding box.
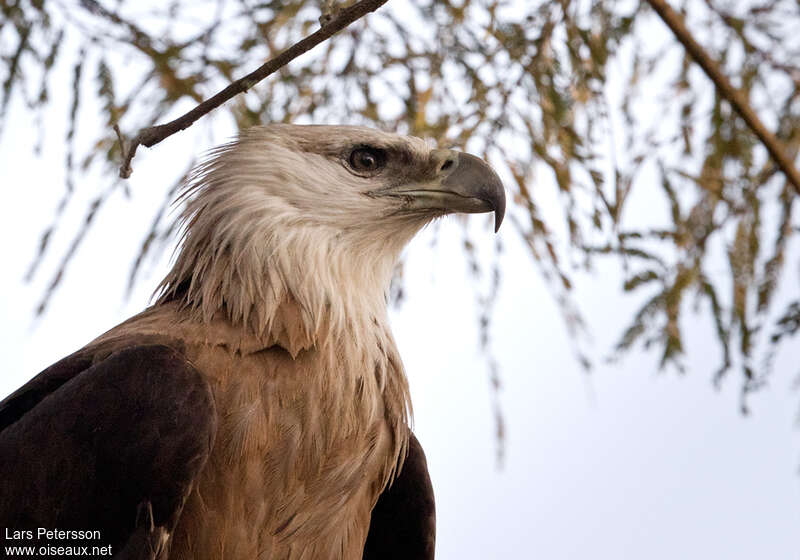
[158,219,404,354]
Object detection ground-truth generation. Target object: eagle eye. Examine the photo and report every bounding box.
[348,147,387,175]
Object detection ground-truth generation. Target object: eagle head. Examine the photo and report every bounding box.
[158,124,505,343]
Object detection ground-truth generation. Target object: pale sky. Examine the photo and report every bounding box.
[1,6,799,559]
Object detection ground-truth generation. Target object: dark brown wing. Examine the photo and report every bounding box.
[0,344,217,559]
[363,432,436,560]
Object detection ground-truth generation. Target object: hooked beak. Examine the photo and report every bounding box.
[372,149,506,232]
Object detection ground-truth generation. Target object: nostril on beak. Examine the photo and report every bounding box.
[439,158,455,173]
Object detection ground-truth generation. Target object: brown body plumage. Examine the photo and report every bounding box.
[85,299,409,558]
[0,125,504,559]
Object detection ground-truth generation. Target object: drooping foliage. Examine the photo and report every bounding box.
[2,0,799,410]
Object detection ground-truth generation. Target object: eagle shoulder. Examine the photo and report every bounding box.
[0,344,217,558]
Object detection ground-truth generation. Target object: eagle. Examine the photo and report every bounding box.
[0,125,505,559]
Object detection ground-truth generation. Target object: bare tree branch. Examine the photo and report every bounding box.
[644,0,800,196]
[117,0,389,178]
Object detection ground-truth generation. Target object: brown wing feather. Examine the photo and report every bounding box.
[0,344,217,558]
[363,431,436,560]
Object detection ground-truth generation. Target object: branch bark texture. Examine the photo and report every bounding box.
[645,0,800,196]
[118,0,389,178]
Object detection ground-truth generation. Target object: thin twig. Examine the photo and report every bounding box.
[113,123,126,156]
[644,0,800,196]
[118,0,389,178]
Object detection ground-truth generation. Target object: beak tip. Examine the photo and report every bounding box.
[493,189,506,233]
